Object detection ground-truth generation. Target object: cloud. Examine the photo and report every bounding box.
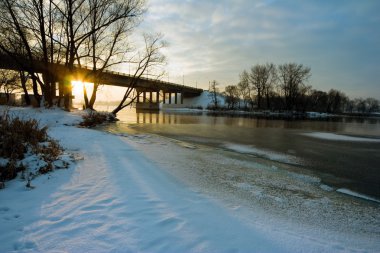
[134,0,380,99]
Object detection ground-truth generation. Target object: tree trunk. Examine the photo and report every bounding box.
[19,71,31,105]
[83,85,90,109]
[88,83,99,109]
[31,75,41,107]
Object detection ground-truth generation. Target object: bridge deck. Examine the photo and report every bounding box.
[0,54,203,96]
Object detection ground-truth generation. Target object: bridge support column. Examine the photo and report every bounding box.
[175,92,178,104]
[135,88,159,111]
[163,92,165,104]
[57,78,72,109]
[168,92,172,104]
[181,92,184,104]
[156,91,159,103]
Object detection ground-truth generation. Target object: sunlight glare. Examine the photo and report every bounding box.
[71,81,94,101]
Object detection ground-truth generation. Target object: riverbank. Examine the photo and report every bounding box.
[0,106,379,252]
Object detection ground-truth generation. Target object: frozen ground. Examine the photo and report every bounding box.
[0,106,379,252]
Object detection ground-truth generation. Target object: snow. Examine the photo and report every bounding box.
[302,132,380,142]
[223,143,302,165]
[182,91,226,109]
[1,106,379,253]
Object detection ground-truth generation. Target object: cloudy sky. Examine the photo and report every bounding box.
[135,0,380,99]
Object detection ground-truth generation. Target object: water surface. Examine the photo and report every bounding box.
[99,108,380,198]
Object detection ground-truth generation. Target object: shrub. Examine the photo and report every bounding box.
[80,110,118,127]
[0,111,63,184]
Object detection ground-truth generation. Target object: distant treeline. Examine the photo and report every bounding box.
[209,63,379,114]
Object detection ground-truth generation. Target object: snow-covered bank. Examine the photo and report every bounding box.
[1,107,379,252]
[0,107,280,252]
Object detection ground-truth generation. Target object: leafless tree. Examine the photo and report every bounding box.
[365,98,379,113]
[224,85,239,109]
[75,0,146,110]
[237,70,250,108]
[208,80,220,109]
[0,69,19,104]
[19,71,31,105]
[0,0,44,105]
[111,33,166,115]
[326,89,347,113]
[1,0,148,110]
[249,63,278,110]
[309,90,328,112]
[263,63,277,110]
[355,98,367,113]
[278,63,311,111]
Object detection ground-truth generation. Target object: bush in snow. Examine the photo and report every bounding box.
[0,111,64,186]
[80,110,118,127]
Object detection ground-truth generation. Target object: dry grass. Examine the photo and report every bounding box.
[0,110,63,184]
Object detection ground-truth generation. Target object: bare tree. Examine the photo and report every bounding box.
[297,84,312,112]
[365,98,379,113]
[355,98,367,113]
[19,71,31,105]
[278,63,311,111]
[249,63,278,110]
[309,90,328,112]
[1,0,147,110]
[345,98,355,113]
[77,0,146,110]
[237,70,250,108]
[111,33,166,115]
[0,0,44,105]
[263,63,277,110]
[224,85,239,109]
[208,80,220,109]
[0,69,19,104]
[326,89,347,113]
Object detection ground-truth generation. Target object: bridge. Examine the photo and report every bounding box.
[0,53,203,109]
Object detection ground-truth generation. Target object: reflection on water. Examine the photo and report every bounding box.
[128,110,380,137]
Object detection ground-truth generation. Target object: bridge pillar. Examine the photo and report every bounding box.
[135,88,159,111]
[168,92,172,104]
[57,79,72,109]
[175,92,178,104]
[156,91,159,103]
[162,92,165,104]
[181,92,184,104]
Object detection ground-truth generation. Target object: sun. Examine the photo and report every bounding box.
[71,81,84,98]
[71,81,94,100]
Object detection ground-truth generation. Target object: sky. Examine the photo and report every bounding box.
[131,0,380,99]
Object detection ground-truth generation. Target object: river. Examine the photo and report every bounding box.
[97,107,380,199]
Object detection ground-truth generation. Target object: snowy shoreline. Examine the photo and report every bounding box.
[1,107,379,252]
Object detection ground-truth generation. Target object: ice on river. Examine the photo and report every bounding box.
[302,132,380,142]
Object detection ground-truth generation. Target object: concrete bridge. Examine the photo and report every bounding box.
[0,53,203,109]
